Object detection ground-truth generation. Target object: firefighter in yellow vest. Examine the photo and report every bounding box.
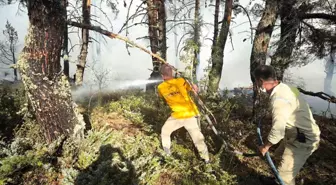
[253,65,320,185]
[157,64,210,163]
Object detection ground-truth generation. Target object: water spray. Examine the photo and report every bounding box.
[71,79,162,101]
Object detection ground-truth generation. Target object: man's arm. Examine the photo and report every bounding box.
[259,98,292,156]
[183,78,199,94]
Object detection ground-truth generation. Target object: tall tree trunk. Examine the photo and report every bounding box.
[250,0,279,120]
[11,45,17,81]
[270,0,298,81]
[207,0,233,94]
[324,48,335,96]
[212,0,220,47]
[192,0,201,84]
[18,0,81,143]
[250,0,279,83]
[76,0,91,86]
[146,0,166,92]
[63,0,70,79]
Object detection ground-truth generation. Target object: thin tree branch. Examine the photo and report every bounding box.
[118,0,147,34]
[69,44,80,53]
[298,88,336,103]
[67,21,166,62]
[136,36,150,40]
[229,30,234,51]
[235,4,253,44]
[167,22,194,32]
[177,32,191,55]
[91,18,109,30]
[0,59,11,65]
[90,4,114,30]
[119,22,148,33]
[300,13,336,22]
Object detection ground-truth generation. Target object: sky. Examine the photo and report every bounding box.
[0,0,335,115]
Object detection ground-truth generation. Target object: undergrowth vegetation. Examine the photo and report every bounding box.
[0,83,26,141]
[0,88,335,185]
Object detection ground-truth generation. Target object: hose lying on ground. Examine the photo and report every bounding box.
[257,118,285,185]
[189,83,285,184]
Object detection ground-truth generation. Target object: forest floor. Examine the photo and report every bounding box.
[0,86,335,185]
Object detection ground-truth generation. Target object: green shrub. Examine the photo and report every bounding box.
[0,83,27,141]
[0,90,240,185]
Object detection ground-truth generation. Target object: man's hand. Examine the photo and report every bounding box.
[259,145,269,156]
[258,142,273,156]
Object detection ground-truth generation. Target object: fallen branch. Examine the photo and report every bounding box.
[67,21,166,64]
[298,88,336,103]
[300,13,336,23]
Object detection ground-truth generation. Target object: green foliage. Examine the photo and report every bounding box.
[108,95,146,124]
[58,91,237,185]
[0,136,47,184]
[2,89,335,184]
[0,90,257,185]
[106,92,170,132]
[0,83,26,141]
[0,150,43,177]
[14,118,45,145]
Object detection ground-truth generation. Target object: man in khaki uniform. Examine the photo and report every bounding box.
[253,65,320,185]
[157,64,210,163]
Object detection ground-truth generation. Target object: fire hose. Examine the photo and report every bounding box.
[181,76,285,185]
[257,117,285,185]
[149,57,284,183]
[194,90,285,184]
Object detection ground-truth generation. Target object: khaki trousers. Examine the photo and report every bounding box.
[274,138,319,185]
[161,116,209,161]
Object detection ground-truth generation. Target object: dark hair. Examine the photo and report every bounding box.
[253,65,277,81]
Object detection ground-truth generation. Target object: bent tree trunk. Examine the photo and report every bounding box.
[207,0,233,94]
[76,0,91,86]
[18,0,80,143]
[146,0,166,92]
[270,0,298,81]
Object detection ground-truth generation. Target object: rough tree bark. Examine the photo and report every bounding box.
[145,0,167,92]
[76,0,91,86]
[249,0,279,120]
[250,0,279,83]
[270,0,298,81]
[212,0,220,47]
[207,0,233,94]
[18,0,82,143]
[192,0,201,84]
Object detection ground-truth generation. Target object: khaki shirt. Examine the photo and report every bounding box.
[268,83,321,145]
